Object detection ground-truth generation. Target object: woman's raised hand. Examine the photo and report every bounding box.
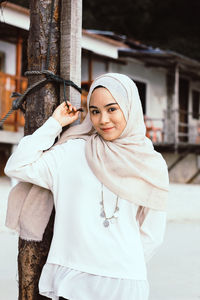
[52,101,80,127]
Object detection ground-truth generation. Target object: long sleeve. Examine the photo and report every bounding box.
[5,117,62,190]
[138,208,167,263]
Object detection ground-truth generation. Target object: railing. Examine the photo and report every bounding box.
[145,110,200,146]
[166,109,200,145]
[144,116,165,143]
[0,72,27,131]
[149,109,200,146]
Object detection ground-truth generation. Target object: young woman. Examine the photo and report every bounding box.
[5,73,169,300]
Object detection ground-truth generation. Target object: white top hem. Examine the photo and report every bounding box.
[44,260,147,280]
[39,263,150,300]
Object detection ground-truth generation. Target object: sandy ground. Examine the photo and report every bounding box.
[0,176,200,300]
[0,232,18,300]
[148,222,200,300]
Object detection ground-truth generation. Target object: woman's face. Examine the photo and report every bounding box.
[89,87,126,141]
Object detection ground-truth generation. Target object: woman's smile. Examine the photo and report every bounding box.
[101,127,114,132]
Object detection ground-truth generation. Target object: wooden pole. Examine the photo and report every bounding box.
[60,0,82,123]
[16,37,23,83]
[174,64,179,147]
[88,52,93,83]
[14,36,23,132]
[24,0,60,135]
[18,1,60,299]
[18,0,82,299]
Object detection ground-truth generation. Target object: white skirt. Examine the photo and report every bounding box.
[39,264,149,300]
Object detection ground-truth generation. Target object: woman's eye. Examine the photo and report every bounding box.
[91,110,99,115]
[108,107,117,112]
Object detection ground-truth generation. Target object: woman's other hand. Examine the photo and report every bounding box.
[52,101,80,127]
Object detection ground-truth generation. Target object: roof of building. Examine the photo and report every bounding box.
[92,30,200,79]
[1,2,200,78]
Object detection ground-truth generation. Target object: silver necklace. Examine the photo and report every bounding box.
[100,184,119,227]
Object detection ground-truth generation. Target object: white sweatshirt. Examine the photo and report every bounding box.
[5,117,166,280]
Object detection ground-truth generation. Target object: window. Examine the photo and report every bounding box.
[192,90,200,119]
[0,51,5,72]
[134,80,146,114]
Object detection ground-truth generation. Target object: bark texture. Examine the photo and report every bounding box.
[18,211,55,300]
[24,0,60,135]
[19,0,60,299]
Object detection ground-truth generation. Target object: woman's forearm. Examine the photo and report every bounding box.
[4,117,62,188]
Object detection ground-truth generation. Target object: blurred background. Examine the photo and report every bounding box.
[0,0,200,299]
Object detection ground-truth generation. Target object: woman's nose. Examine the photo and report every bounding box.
[100,112,109,124]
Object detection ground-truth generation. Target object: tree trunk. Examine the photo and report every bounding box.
[18,1,60,299]
[18,0,82,298]
[24,0,60,135]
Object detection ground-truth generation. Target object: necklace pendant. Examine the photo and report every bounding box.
[103,219,110,227]
[100,184,119,228]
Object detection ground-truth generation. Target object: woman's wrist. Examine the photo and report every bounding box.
[52,115,64,127]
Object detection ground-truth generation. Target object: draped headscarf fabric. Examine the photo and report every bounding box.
[5,73,169,241]
[56,73,169,210]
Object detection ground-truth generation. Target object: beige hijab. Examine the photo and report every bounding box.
[6,73,168,241]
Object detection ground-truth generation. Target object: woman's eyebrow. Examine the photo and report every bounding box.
[89,103,118,109]
[89,105,98,109]
[104,103,118,107]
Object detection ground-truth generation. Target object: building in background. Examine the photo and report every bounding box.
[1,2,200,183]
[0,2,28,175]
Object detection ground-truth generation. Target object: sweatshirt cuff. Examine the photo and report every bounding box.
[48,116,63,132]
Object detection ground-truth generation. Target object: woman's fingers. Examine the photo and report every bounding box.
[65,101,79,114]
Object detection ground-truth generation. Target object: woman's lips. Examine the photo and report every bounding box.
[101,127,114,132]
